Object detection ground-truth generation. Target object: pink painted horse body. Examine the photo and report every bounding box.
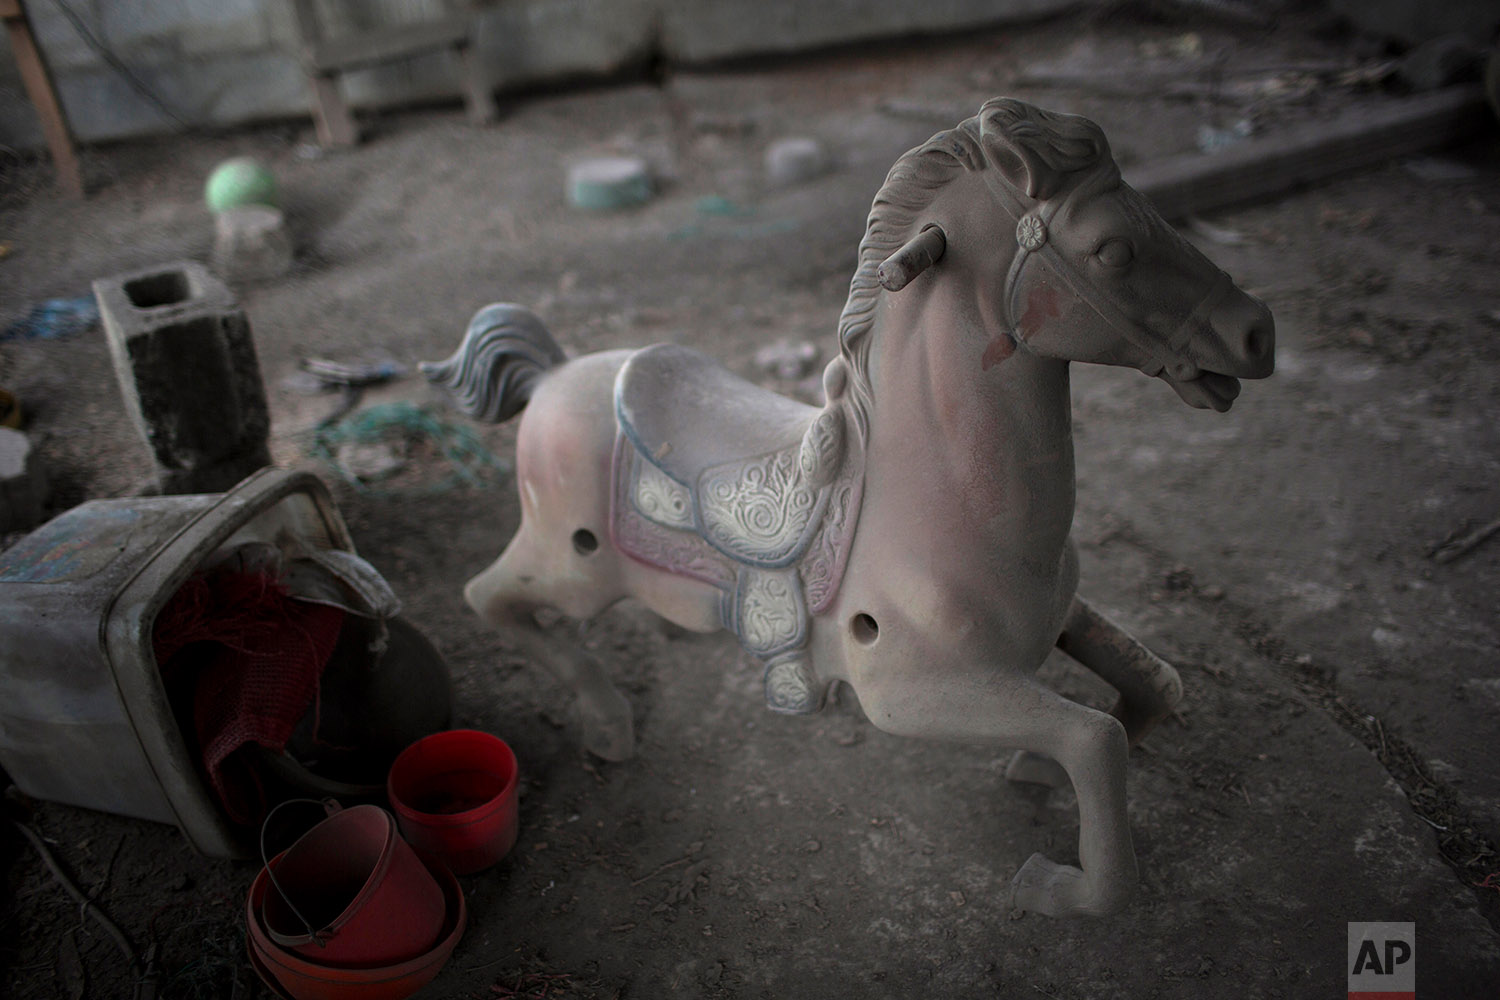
[424,98,1274,917]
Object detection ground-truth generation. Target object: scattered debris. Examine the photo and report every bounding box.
[1196,118,1255,154]
[754,339,819,380]
[694,194,753,217]
[765,136,828,186]
[1401,156,1479,182]
[0,427,48,533]
[1164,564,1196,592]
[301,356,408,387]
[335,438,408,482]
[1186,216,1248,246]
[1016,60,1396,102]
[1318,204,1379,231]
[877,98,971,122]
[2,296,99,341]
[489,971,575,999]
[1139,32,1204,61]
[567,157,653,211]
[1428,515,1500,564]
[211,204,293,283]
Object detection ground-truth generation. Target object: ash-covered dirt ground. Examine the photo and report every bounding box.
[3,6,1500,998]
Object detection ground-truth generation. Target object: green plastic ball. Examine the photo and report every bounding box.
[204,157,279,213]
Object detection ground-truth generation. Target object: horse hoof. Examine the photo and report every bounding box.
[1009,853,1081,918]
[1010,853,1129,918]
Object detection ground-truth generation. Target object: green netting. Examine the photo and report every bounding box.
[307,401,508,495]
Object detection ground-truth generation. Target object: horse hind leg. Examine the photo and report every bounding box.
[466,548,636,761]
[1006,595,1181,789]
[1056,595,1183,746]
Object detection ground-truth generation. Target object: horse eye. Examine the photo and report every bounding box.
[1096,239,1134,268]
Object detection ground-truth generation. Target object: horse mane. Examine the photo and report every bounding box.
[835,98,1112,437]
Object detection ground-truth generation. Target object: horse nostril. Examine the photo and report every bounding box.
[1246,324,1268,361]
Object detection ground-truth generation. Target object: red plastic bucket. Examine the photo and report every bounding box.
[386,730,519,875]
[247,846,466,1000]
[259,803,446,966]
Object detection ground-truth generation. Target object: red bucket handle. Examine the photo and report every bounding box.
[258,797,343,949]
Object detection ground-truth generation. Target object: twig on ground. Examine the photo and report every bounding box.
[1429,515,1500,564]
[11,820,146,995]
[631,854,695,886]
[491,971,573,998]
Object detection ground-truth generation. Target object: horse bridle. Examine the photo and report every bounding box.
[879,163,1236,380]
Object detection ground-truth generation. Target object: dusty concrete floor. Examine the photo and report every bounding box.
[3,7,1500,998]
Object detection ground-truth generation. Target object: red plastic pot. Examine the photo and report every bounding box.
[387,730,519,875]
[247,847,466,1000]
[260,804,446,967]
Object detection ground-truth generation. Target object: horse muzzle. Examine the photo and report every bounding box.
[1159,285,1274,411]
[1205,288,1276,381]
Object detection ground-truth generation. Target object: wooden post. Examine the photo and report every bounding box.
[459,41,498,125]
[1129,86,1493,222]
[1,0,84,198]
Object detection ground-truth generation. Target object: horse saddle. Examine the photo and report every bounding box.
[612,344,857,714]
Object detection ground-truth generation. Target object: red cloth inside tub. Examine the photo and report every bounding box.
[153,570,344,825]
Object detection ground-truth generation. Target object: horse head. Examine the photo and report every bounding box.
[871,98,1274,412]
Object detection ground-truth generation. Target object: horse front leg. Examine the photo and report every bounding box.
[1007,693,1135,917]
[862,676,1136,917]
[465,560,636,762]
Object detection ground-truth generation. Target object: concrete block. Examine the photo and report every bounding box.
[0,428,47,533]
[212,205,294,283]
[93,261,271,495]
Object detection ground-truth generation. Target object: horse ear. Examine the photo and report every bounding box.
[980,98,1076,202]
[988,135,1067,202]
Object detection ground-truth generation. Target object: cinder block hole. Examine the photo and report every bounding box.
[124,270,191,309]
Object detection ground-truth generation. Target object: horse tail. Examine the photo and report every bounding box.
[421,303,568,424]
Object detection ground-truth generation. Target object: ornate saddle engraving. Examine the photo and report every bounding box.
[610,344,863,714]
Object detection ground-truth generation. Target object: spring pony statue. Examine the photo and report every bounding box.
[423,98,1274,917]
